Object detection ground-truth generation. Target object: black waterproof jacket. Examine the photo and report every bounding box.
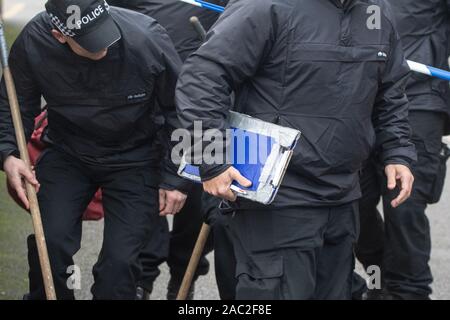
[388,0,450,117]
[108,0,228,61]
[0,7,190,192]
[176,0,417,207]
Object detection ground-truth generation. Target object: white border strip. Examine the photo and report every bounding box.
[407,60,432,76]
[179,0,202,8]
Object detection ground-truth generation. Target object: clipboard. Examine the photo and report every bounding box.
[178,112,301,204]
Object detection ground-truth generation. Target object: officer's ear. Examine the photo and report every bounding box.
[51,29,67,44]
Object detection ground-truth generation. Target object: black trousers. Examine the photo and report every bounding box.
[28,148,162,300]
[355,160,384,270]
[136,216,170,291]
[357,111,449,299]
[216,202,359,300]
[213,210,238,300]
[138,185,215,290]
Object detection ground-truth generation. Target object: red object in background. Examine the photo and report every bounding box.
[6,111,104,221]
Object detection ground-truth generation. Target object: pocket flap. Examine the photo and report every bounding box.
[290,43,390,62]
[236,254,283,279]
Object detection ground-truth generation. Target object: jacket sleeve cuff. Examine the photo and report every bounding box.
[200,163,232,182]
[0,149,20,170]
[380,147,417,168]
[383,157,413,169]
[160,170,194,194]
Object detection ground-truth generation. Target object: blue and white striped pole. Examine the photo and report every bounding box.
[180,0,225,13]
[407,60,450,82]
[180,1,450,82]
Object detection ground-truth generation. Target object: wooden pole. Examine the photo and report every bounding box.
[0,21,56,300]
[176,16,212,301]
[177,223,211,300]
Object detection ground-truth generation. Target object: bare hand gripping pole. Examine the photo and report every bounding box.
[0,21,56,300]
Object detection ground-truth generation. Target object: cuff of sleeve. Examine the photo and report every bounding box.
[160,171,194,194]
[383,157,413,170]
[0,149,20,170]
[200,163,232,182]
[380,146,417,167]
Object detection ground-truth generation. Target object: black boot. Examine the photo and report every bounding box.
[136,285,152,300]
[166,277,195,300]
[363,288,385,300]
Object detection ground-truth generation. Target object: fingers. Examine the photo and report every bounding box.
[220,188,237,202]
[159,189,166,212]
[230,168,252,188]
[173,196,187,214]
[9,175,30,209]
[170,192,185,214]
[21,167,40,194]
[385,164,414,208]
[204,182,237,202]
[17,188,30,210]
[16,178,30,210]
[385,165,397,190]
[160,197,175,216]
[159,190,187,216]
[6,159,40,209]
[203,168,249,201]
[391,173,414,208]
[19,165,39,186]
[30,166,40,193]
[391,188,408,208]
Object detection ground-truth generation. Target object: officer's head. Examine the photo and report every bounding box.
[45,0,121,60]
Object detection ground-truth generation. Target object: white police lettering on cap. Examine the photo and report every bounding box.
[75,1,110,29]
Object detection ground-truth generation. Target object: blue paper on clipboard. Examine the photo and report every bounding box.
[178,112,301,204]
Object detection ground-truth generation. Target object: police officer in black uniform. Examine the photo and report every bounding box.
[356,0,450,300]
[108,0,228,300]
[176,0,416,299]
[0,0,190,299]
